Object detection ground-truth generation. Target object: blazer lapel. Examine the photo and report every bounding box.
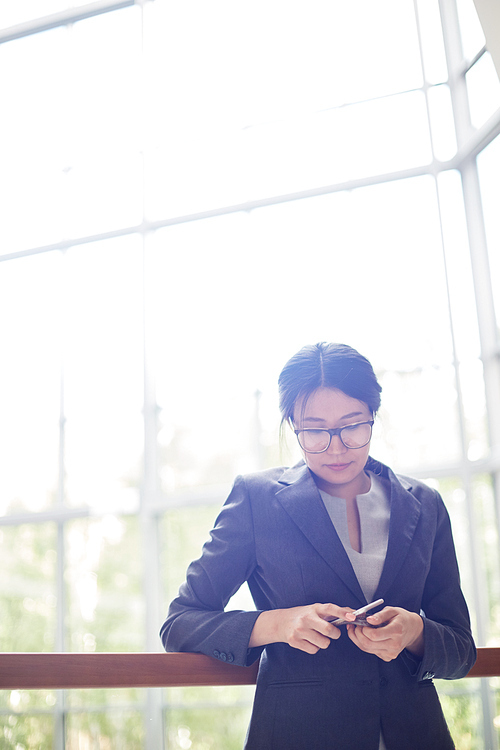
[275,462,366,603]
[374,467,421,598]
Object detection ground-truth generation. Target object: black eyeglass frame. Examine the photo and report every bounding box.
[293,419,374,453]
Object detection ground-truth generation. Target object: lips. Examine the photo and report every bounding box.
[325,463,351,472]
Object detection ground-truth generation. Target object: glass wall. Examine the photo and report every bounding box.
[0,0,499,747]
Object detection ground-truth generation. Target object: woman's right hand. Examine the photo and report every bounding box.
[249,603,352,654]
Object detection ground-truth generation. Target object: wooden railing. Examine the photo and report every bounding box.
[0,647,498,689]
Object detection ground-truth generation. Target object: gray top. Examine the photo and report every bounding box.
[320,469,391,750]
[319,470,391,601]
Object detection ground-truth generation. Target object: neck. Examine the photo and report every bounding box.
[314,469,371,502]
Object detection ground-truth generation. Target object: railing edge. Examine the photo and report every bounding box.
[0,647,496,690]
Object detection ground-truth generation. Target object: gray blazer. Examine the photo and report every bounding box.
[161,457,476,750]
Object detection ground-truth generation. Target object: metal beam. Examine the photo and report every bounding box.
[0,0,135,45]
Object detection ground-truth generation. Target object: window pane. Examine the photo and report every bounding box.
[472,474,500,643]
[63,8,143,236]
[456,0,486,61]
[477,134,500,332]
[66,710,145,749]
[146,0,422,125]
[431,473,500,646]
[0,523,57,651]
[242,91,432,200]
[466,52,500,129]
[375,366,461,471]
[0,254,61,514]
[65,516,144,652]
[65,687,144,710]
[161,506,225,606]
[437,170,480,362]
[0,690,58,712]
[0,28,68,253]
[428,85,457,160]
[165,706,252,750]
[432,478,476,627]
[62,6,142,160]
[0,7,143,253]
[63,237,143,511]
[459,359,488,461]
[65,155,143,238]
[437,170,487,461]
[0,713,55,749]
[415,0,448,84]
[436,682,483,750]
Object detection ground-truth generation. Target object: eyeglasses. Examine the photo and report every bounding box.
[294,420,374,453]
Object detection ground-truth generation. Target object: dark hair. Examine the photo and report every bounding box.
[278,342,382,427]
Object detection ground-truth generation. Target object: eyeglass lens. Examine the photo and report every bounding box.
[298,423,372,452]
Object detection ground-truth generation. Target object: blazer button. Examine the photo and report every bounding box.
[213,650,220,659]
[220,652,227,662]
[379,677,388,687]
[227,653,234,663]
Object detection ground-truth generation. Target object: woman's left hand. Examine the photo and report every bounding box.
[346,606,424,662]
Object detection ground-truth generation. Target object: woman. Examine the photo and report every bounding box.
[161,342,476,749]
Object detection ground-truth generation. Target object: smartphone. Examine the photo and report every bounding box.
[328,598,384,627]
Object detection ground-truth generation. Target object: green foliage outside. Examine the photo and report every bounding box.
[165,705,252,750]
[437,680,484,750]
[65,710,145,749]
[0,714,54,750]
[0,523,57,652]
[65,515,144,654]
[160,503,224,607]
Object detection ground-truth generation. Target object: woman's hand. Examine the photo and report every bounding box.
[347,606,424,662]
[249,603,352,654]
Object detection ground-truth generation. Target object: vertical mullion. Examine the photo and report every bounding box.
[439,1,500,747]
[55,248,67,750]
[460,154,500,750]
[433,170,488,634]
[142,232,165,749]
[437,0,472,149]
[139,2,165,742]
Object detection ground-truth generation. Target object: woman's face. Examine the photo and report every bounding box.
[293,387,373,500]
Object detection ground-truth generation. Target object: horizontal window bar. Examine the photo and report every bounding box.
[0,0,135,45]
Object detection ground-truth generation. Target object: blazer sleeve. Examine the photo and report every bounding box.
[412,490,476,681]
[159,476,263,667]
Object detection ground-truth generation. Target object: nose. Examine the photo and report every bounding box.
[327,434,348,455]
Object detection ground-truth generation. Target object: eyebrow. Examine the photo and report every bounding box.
[302,412,365,424]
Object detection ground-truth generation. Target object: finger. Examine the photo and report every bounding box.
[347,625,379,655]
[347,617,405,661]
[316,604,354,639]
[327,624,342,640]
[358,625,406,659]
[366,607,399,627]
[293,638,322,655]
[293,613,338,648]
[349,622,388,648]
[362,619,405,647]
[292,629,332,652]
[313,615,342,641]
[318,603,356,622]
